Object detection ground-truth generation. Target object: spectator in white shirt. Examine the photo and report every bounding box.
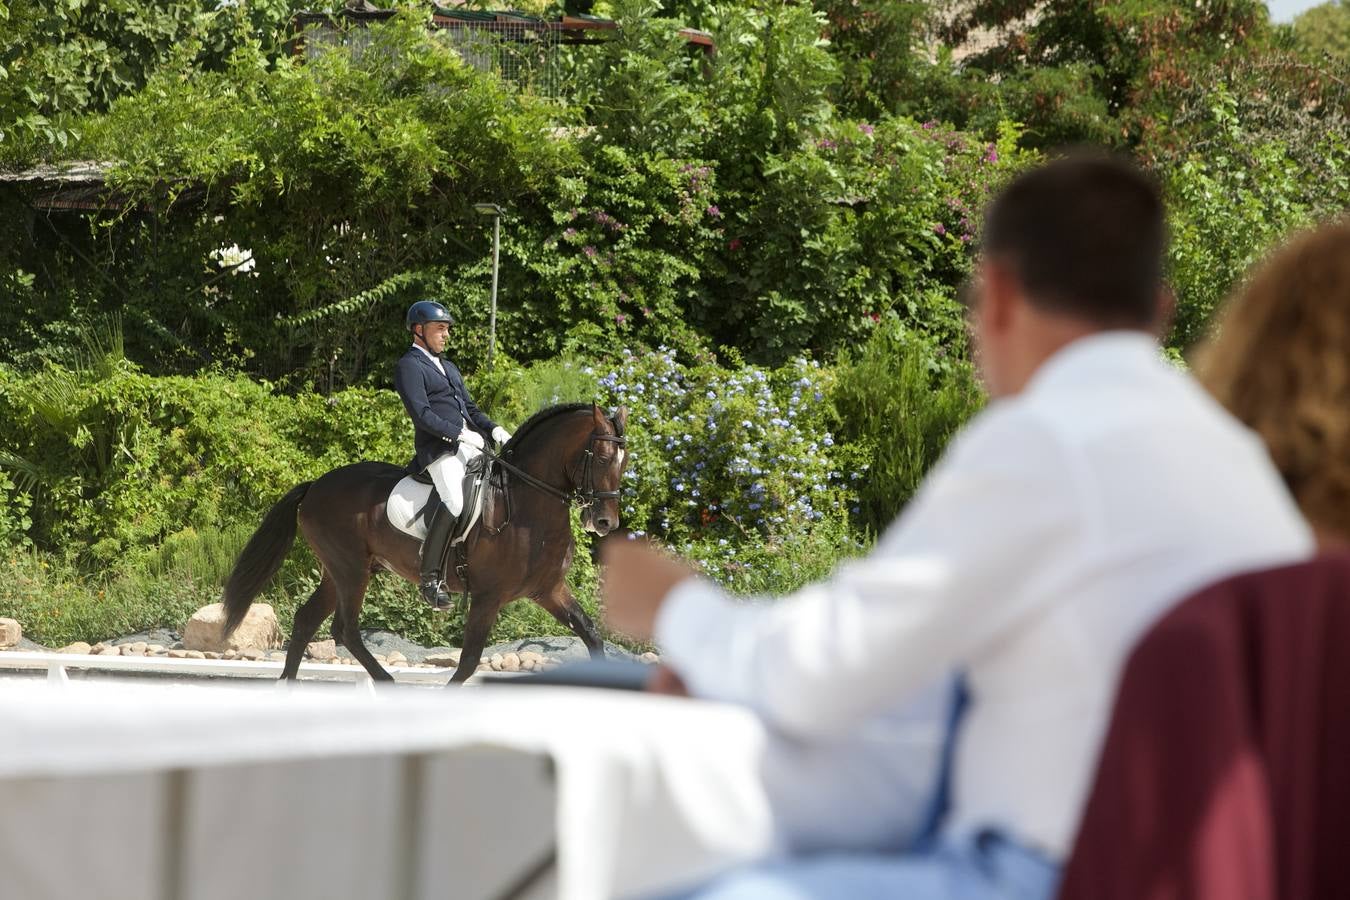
[602,154,1314,899]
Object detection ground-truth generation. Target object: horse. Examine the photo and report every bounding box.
[220,402,629,684]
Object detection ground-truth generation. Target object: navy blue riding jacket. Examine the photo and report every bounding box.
[394,347,499,472]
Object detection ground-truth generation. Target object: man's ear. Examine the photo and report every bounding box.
[982,259,1019,333]
[1151,284,1176,341]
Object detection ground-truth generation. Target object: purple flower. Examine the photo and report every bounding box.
[616,313,627,324]
[706,205,721,218]
[858,122,875,136]
[922,120,937,130]
[983,144,999,164]
[934,223,947,236]
[583,245,597,258]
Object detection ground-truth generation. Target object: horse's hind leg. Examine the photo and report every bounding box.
[331,567,393,682]
[536,583,606,661]
[281,574,337,680]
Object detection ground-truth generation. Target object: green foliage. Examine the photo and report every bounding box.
[0,0,310,151]
[832,318,984,533]
[1291,1,1350,62]
[1162,85,1350,348]
[591,348,859,547]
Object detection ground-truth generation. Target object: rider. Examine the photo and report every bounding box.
[395,300,512,610]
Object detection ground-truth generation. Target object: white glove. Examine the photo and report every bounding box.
[458,428,485,450]
[492,426,513,445]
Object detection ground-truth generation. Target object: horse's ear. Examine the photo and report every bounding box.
[612,406,628,436]
[592,403,608,432]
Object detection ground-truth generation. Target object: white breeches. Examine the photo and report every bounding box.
[426,441,482,516]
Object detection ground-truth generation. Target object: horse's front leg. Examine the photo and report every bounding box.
[537,582,606,661]
[447,592,503,685]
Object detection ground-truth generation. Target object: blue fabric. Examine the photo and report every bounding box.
[393,349,497,472]
[661,830,1059,900]
[912,674,971,851]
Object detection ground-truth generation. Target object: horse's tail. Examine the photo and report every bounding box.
[222,482,312,637]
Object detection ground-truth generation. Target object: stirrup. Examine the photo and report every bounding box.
[419,577,453,612]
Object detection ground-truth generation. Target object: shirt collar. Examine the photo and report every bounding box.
[1023,330,1162,396]
[412,343,443,366]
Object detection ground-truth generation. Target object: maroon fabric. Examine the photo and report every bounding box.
[1058,554,1350,900]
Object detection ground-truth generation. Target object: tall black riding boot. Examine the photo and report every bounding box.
[419,503,455,611]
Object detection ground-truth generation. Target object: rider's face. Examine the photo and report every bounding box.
[418,322,451,354]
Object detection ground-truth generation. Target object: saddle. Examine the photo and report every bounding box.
[387,455,497,544]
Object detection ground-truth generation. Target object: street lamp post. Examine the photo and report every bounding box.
[473,202,504,368]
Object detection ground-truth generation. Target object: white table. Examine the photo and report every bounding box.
[0,678,778,900]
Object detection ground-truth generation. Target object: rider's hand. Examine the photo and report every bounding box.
[458,429,485,450]
[492,426,512,445]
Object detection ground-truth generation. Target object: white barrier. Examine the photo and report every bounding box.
[0,649,463,686]
[0,677,777,900]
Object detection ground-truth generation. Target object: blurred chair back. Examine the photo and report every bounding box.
[1058,554,1350,900]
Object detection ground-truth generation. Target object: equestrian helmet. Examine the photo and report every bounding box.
[406,300,453,331]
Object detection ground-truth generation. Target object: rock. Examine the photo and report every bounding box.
[489,653,505,672]
[111,629,180,649]
[519,651,544,666]
[640,652,660,664]
[239,648,263,661]
[147,644,166,655]
[59,642,92,655]
[168,649,189,659]
[222,649,238,660]
[424,652,461,668]
[500,652,520,672]
[121,645,145,657]
[268,651,286,661]
[182,603,283,654]
[386,651,407,667]
[306,639,337,662]
[185,650,205,660]
[203,651,221,660]
[482,636,637,664]
[0,618,21,649]
[95,645,121,656]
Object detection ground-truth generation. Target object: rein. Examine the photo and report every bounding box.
[489,430,626,509]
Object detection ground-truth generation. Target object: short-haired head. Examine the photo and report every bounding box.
[982,152,1166,329]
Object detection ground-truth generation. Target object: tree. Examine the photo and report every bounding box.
[1291,0,1350,62]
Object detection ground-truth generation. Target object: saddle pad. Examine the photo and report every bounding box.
[387,476,436,540]
[386,470,489,541]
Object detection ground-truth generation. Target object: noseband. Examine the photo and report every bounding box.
[570,432,627,509]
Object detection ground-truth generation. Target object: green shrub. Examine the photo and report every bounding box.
[832,317,984,533]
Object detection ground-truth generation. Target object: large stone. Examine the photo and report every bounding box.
[0,618,21,649]
[306,639,337,662]
[59,642,93,655]
[182,603,283,654]
[425,652,461,668]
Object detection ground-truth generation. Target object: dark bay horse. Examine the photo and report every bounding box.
[221,402,628,683]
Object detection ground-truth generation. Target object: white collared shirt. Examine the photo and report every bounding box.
[412,342,447,378]
[656,331,1313,859]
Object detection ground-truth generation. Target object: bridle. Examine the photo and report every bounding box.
[490,427,627,510]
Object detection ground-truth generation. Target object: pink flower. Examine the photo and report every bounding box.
[934,223,947,236]
[616,313,627,324]
[858,122,875,136]
[583,246,597,258]
[706,205,721,218]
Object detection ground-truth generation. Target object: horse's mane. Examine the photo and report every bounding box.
[502,402,594,458]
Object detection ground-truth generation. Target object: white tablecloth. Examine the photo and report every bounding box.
[0,679,778,900]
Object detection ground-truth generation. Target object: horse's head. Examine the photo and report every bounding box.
[577,404,629,537]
